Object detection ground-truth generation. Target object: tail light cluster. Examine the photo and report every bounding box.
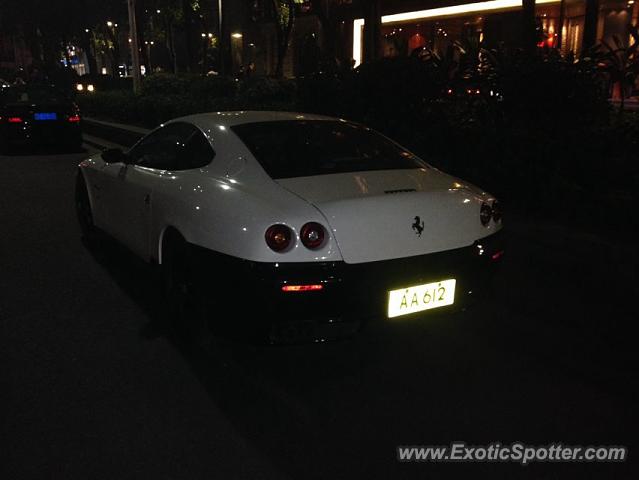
[1,116,24,123]
[265,222,327,252]
[265,224,292,252]
[480,200,502,226]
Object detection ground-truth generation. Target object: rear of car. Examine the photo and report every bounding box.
[0,85,82,150]
[228,119,504,340]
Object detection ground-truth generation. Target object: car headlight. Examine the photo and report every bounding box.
[76,83,84,92]
[87,84,95,92]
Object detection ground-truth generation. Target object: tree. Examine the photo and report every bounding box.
[521,0,537,55]
[598,24,639,113]
[271,0,296,77]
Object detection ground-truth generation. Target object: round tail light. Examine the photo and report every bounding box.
[265,224,292,252]
[492,200,502,223]
[300,222,326,250]
[480,202,492,226]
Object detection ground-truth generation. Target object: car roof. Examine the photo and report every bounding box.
[172,111,342,129]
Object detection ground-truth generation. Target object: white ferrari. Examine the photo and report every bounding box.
[76,111,503,339]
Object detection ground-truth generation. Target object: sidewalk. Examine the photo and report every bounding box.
[82,117,150,150]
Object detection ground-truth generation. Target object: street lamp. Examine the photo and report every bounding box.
[106,21,113,27]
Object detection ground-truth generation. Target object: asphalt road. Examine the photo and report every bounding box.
[1,146,637,479]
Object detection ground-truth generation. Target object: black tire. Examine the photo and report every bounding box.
[75,172,100,246]
[161,232,212,346]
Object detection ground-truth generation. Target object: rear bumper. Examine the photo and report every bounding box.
[188,230,504,341]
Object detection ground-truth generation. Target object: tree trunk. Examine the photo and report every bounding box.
[313,0,337,69]
[182,0,196,72]
[135,1,149,71]
[166,20,178,73]
[521,0,537,55]
[363,0,382,62]
[556,0,565,51]
[583,0,600,51]
[274,0,295,78]
[80,31,98,76]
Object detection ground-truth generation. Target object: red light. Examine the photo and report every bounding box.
[491,250,504,261]
[68,115,81,123]
[281,284,324,292]
[7,117,23,123]
[265,224,292,252]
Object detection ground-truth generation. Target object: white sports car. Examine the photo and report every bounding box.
[76,111,503,339]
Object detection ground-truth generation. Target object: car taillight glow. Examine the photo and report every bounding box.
[7,117,23,123]
[480,202,492,226]
[300,222,325,250]
[68,115,81,123]
[265,224,292,252]
[491,250,504,261]
[281,284,324,292]
[492,200,502,223]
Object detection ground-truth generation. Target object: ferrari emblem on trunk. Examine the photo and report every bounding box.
[412,216,424,237]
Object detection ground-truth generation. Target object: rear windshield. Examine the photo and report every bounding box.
[231,120,426,179]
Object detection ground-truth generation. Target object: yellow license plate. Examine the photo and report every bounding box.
[387,279,456,318]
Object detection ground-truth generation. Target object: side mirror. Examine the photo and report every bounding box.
[101,148,131,164]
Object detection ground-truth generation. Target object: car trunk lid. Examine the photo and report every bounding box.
[276,169,498,264]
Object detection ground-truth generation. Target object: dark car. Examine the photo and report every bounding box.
[0,84,82,152]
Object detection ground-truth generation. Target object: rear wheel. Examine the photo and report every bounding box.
[161,232,212,346]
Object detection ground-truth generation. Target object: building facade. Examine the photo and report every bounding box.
[223,0,638,75]
[349,0,638,67]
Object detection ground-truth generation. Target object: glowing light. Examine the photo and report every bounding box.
[387,279,456,318]
[384,0,560,23]
[281,284,324,292]
[76,84,84,91]
[68,115,81,123]
[7,117,23,123]
[87,84,95,92]
[231,32,243,39]
[353,19,365,68]
[352,0,561,66]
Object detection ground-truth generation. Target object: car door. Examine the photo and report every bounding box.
[101,123,195,259]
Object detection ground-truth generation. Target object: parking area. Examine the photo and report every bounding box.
[1,147,637,479]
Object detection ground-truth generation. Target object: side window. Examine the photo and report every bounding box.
[177,130,215,170]
[128,123,196,170]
